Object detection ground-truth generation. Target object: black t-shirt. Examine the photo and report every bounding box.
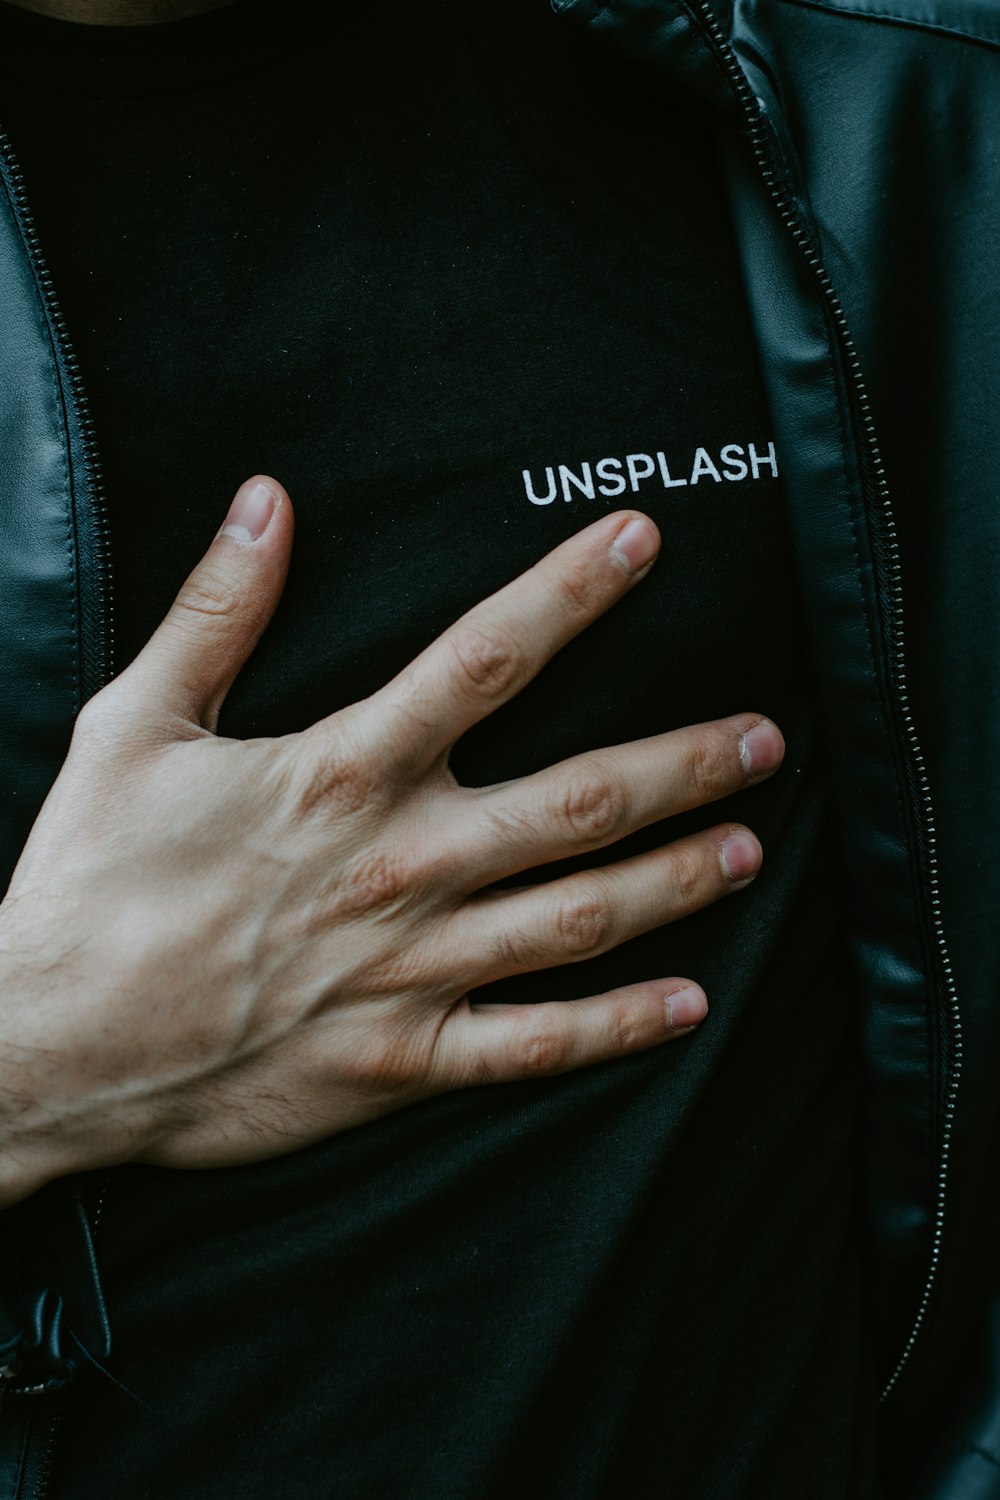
[0,2,878,1496]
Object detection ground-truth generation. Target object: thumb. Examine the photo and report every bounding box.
[126,475,294,731]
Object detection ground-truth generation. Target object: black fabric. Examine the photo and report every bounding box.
[0,1,878,1495]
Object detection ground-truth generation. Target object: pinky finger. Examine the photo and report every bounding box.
[431,980,708,1090]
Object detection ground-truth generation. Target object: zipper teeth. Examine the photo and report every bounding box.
[31,1402,63,1500]
[0,128,115,697]
[686,0,962,1401]
[0,0,962,1429]
[0,130,115,1498]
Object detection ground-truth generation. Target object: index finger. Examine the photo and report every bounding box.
[365,511,660,774]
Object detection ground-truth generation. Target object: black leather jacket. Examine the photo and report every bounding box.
[0,1,997,1495]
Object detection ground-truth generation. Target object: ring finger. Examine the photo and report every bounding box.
[441,823,763,989]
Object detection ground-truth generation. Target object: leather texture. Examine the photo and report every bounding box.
[0,1187,110,1395]
[0,1401,30,1500]
[0,1182,111,1500]
[560,0,945,1400]
[0,144,105,1500]
[724,4,1000,1490]
[556,5,1000,1490]
[0,2,998,1494]
[0,147,82,897]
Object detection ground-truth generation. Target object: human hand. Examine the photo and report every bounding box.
[0,477,783,1205]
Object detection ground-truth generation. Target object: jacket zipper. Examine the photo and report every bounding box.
[29,1402,63,1500]
[0,0,961,1451]
[0,128,116,1499]
[685,0,962,1401]
[0,127,115,701]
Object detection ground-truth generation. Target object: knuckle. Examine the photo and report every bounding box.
[686,733,732,805]
[450,624,520,700]
[293,739,380,819]
[175,565,242,623]
[609,1002,642,1054]
[518,1018,570,1078]
[669,845,709,908]
[554,555,600,618]
[554,888,613,958]
[339,850,415,919]
[318,755,377,815]
[555,768,628,848]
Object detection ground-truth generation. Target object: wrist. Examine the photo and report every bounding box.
[0,911,93,1206]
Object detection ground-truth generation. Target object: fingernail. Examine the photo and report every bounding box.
[739,722,784,778]
[666,985,708,1030]
[610,517,659,574]
[220,479,277,544]
[721,830,762,883]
